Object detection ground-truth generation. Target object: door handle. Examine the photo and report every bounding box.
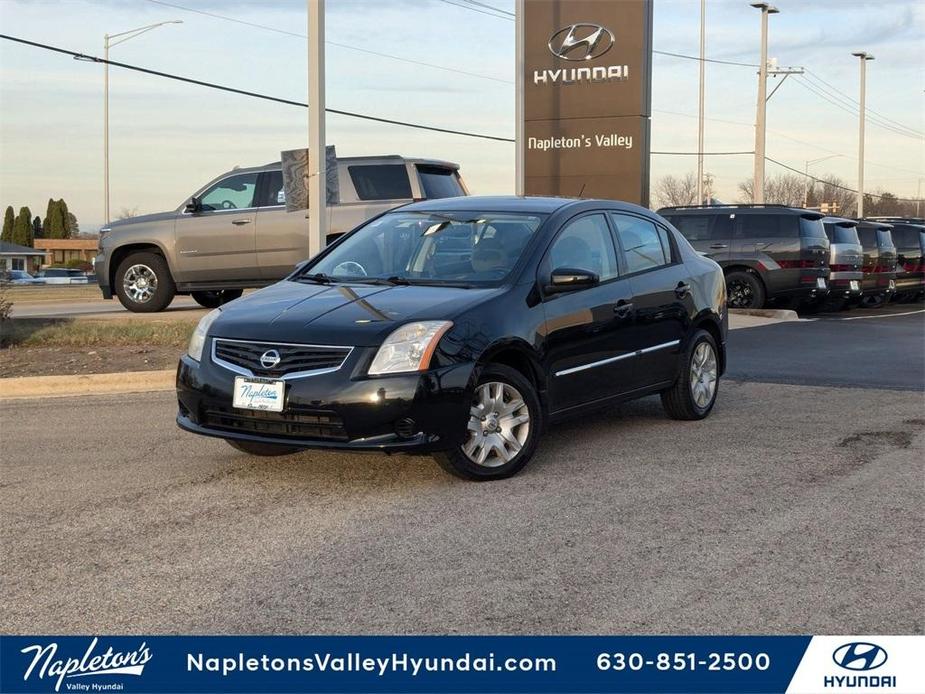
[613,300,634,317]
[231,218,252,226]
[675,282,692,298]
[709,244,728,249]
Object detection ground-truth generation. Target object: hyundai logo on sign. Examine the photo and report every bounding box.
[548,23,614,61]
[260,349,281,369]
[832,642,888,671]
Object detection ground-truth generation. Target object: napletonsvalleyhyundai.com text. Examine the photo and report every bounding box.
[188,652,557,678]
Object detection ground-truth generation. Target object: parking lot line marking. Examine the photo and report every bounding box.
[815,308,925,321]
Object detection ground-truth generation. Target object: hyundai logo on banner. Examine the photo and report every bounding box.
[547,23,614,61]
[832,642,888,671]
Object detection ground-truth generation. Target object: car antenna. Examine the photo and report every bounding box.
[577,182,587,199]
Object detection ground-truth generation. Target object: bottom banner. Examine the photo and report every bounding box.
[0,635,920,693]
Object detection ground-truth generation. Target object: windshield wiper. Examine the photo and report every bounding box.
[299,272,334,284]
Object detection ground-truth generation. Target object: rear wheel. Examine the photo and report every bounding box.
[725,271,765,309]
[661,329,719,421]
[192,289,244,308]
[114,251,176,313]
[432,364,541,480]
[226,439,305,456]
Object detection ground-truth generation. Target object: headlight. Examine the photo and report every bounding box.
[368,321,452,376]
[187,309,221,362]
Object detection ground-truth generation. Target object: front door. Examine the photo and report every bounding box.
[174,171,259,283]
[610,212,691,387]
[541,213,637,412]
[254,169,311,280]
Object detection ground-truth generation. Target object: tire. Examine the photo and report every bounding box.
[725,270,766,309]
[114,252,176,313]
[192,289,244,309]
[226,439,305,456]
[661,329,720,421]
[432,364,542,481]
[861,293,886,308]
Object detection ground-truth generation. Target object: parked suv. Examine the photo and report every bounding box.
[95,155,468,312]
[821,216,863,310]
[657,205,830,309]
[854,220,897,307]
[867,218,924,301]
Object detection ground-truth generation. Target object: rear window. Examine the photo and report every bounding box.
[348,164,412,201]
[857,228,878,249]
[824,223,860,245]
[800,217,827,239]
[878,230,895,248]
[418,165,464,199]
[737,214,799,238]
[890,226,923,248]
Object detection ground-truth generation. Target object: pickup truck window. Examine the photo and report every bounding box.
[348,165,412,201]
[200,172,258,211]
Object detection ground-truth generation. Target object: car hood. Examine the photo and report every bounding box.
[108,210,177,228]
[209,280,498,346]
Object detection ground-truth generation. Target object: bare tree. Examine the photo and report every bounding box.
[737,174,806,207]
[816,175,857,217]
[653,173,698,208]
[117,207,139,220]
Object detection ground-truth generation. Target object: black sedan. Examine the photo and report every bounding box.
[177,197,727,480]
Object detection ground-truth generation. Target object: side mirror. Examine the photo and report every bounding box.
[546,267,599,293]
[185,197,202,213]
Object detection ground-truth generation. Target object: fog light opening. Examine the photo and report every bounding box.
[395,418,417,439]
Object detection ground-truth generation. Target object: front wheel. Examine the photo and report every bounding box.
[192,289,244,308]
[432,364,542,480]
[114,252,176,312]
[661,329,720,420]
[226,439,305,456]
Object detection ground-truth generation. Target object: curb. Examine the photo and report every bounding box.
[728,308,800,321]
[0,369,174,401]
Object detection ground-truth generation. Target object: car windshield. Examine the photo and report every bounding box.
[301,211,545,286]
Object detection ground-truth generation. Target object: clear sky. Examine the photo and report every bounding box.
[1,0,922,232]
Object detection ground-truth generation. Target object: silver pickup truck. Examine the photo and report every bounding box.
[95,155,467,312]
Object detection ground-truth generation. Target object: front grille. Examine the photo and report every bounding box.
[212,339,351,378]
[201,405,348,440]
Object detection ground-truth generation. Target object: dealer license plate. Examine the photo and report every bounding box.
[816,277,826,289]
[233,377,285,412]
[849,280,860,291]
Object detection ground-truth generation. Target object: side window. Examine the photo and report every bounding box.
[736,214,798,238]
[667,214,712,241]
[198,172,258,211]
[712,214,734,238]
[348,164,412,201]
[656,225,675,263]
[610,213,668,274]
[548,214,619,281]
[259,170,285,207]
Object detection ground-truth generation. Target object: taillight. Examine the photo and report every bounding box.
[778,260,817,269]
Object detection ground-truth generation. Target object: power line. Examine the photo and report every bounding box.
[0,34,516,142]
[462,0,515,17]
[652,151,754,156]
[765,156,922,202]
[653,50,759,68]
[144,0,512,85]
[436,0,513,20]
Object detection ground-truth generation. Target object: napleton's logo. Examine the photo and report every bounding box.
[548,23,614,61]
[20,637,152,692]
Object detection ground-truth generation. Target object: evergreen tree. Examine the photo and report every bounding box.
[43,198,55,237]
[45,200,66,238]
[32,216,43,239]
[12,206,33,247]
[59,199,73,238]
[1,206,14,243]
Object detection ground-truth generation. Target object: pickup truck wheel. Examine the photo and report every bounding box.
[114,252,176,313]
[192,289,243,308]
[226,439,305,457]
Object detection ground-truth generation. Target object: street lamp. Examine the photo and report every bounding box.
[803,154,843,208]
[750,2,779,204]
[103,20,182,225]
[696,0,706,206]
[852,51,874,218]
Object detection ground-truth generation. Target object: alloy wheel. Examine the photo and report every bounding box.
[123,264,158,304]
[727,279,753,308]
[463,381,531,467]
[689,341,718,409]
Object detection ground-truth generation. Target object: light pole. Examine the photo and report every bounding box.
[852,51,874,218]
[696,0,706,205]
[803,154,842,208]
[307,0,326,258]
[750,2,778,204]
[103,20,182,226]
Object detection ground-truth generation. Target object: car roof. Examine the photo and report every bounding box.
[242,156,461,174]
[658,204,814,216]
[821,216,858,227]
[400,195,654,215]
[856,220,894,230]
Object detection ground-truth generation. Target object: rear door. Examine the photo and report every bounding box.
[174,171,259,283]
[664,213,732,263]
[610,212,691,387]
[254,169,311,280]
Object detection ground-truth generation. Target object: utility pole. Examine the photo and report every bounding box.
[307,0,326,257]
[852,51,874,218]
[750,3,778,204]
[514,0,525,196]
[803,155,842,208]
[697,0,706,205]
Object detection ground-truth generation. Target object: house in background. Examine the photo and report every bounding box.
[33,238,98,267]
[0,241,46,272]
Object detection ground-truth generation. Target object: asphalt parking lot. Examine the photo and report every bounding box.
[1,306,922,635]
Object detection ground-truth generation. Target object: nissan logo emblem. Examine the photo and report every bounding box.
[259,349,282,369]
[832,642,888,671]
[548,23,615,61]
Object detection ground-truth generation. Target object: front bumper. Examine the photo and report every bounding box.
[94,253,112,299]
[176,349,476,453]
